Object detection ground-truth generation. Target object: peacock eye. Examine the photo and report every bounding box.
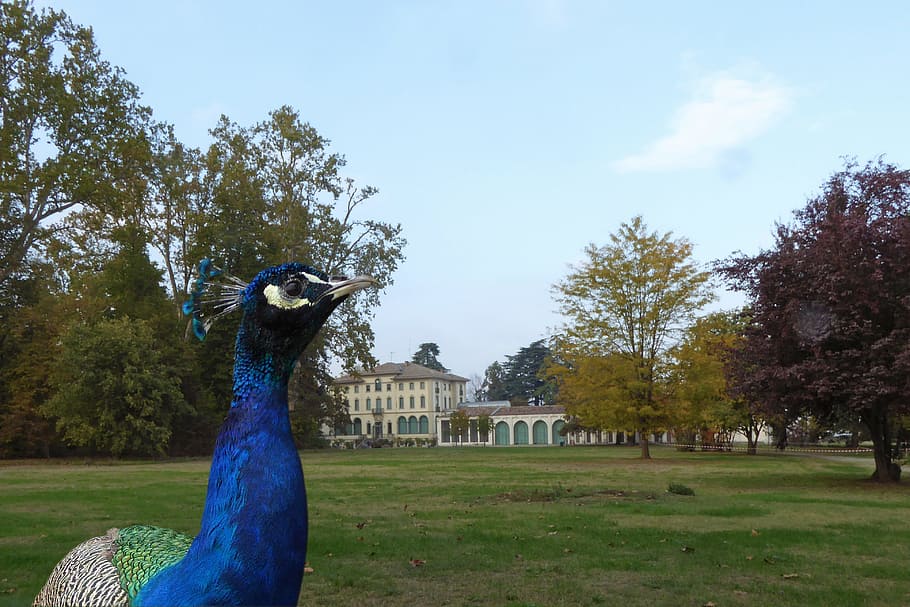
[283,278,306,298]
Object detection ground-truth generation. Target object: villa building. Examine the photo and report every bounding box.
[331,362,469,444]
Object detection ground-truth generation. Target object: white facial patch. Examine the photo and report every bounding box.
[301,272,328,285]
[263,284,311,309]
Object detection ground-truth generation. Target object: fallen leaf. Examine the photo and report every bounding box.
[681,545,695,553]
[409,558,425,567]
[703,602,717,607]
[303,565,314,574]
[751,529,760,537]
[783,573,799,579]
[746,555,753,561]
[356,521,367,529]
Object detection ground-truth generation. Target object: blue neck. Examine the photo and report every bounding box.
[135,347,308,607]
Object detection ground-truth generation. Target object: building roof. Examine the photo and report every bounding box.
[449,404,566,417]
[334,361,469,384]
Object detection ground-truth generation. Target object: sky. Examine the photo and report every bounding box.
[42,0,910,381]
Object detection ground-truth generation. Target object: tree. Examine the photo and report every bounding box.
[718,159,910,482]
[0,262,66,457]
[476,414,493,444]
[478,361,507,401]
[502,340,557,406]
[671,310,767,454]
[44,317,187,457]
[411,342,448,372]
[550,216,714,458]
[449,410,470,445]
[478,341,557,405]
[0,0,152,289]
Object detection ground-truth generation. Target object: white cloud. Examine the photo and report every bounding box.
[614,73,793,172]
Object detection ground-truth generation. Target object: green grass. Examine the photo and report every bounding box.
[2,446,908,606]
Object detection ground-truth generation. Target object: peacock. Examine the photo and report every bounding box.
[33,259,375,607]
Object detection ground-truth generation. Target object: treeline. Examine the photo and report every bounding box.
[466,161,910,483]
[543,162,910,482]
[0,2,405,457]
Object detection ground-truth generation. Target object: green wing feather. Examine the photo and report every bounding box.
[112,525,193,600]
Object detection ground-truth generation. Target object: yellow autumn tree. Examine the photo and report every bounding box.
[671,310,767,454]
[549,216,714,458]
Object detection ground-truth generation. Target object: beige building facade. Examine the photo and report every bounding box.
[331,362,468,445]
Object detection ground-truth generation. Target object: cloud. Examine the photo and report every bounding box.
[614,73,792,172]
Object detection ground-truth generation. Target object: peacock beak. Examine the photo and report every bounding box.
[320,275,377,302]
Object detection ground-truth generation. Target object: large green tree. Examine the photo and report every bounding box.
[44,316,187,457]
[550,216,714,458]
[0,0,152,289]
[479,340,557,405]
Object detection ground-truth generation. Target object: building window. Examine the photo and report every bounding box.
[420,382,425,389]
[366,398,372,410]
[365,384,370,393]
[387,397,392,410]
[354,385,359,394]
[398,417,408,434]
[375,379,382,392]
[419,416,429,434]
[399,397,404,409]
[398,382,404,390]
[420,395,426,409]
[409,382,414,390]
[409,396,415,409]
[386,383,392,392]
[354,399,360,412]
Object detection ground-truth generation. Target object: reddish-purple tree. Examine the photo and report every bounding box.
[718,159,910,482]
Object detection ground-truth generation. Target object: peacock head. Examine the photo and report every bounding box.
[184,259,375,373]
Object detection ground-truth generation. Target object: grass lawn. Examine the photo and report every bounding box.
[2,446,908,607]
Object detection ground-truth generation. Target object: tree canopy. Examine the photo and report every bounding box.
[718,159,910,481]
[549,216,714,458]
[411,342,448,372]
[478,340,556,405]
[0,2,405,457]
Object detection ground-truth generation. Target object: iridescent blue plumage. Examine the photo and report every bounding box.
[34,260,375,607]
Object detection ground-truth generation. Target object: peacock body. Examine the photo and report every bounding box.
[33,260,374,607]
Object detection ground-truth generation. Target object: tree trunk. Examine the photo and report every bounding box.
[746,435,757,455]
[640,432,651,459]
[865,407,901,482]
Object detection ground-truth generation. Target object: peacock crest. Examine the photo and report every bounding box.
[182,259,248,340]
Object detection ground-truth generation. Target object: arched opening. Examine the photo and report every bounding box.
[408,416,418,434]
[419,416,429,434]
[532,420,548,445]
[514,421,529,445]
[552,420,566,445]
[494,421,510,445]
[397,417,408,435]
[353,418,362,435]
